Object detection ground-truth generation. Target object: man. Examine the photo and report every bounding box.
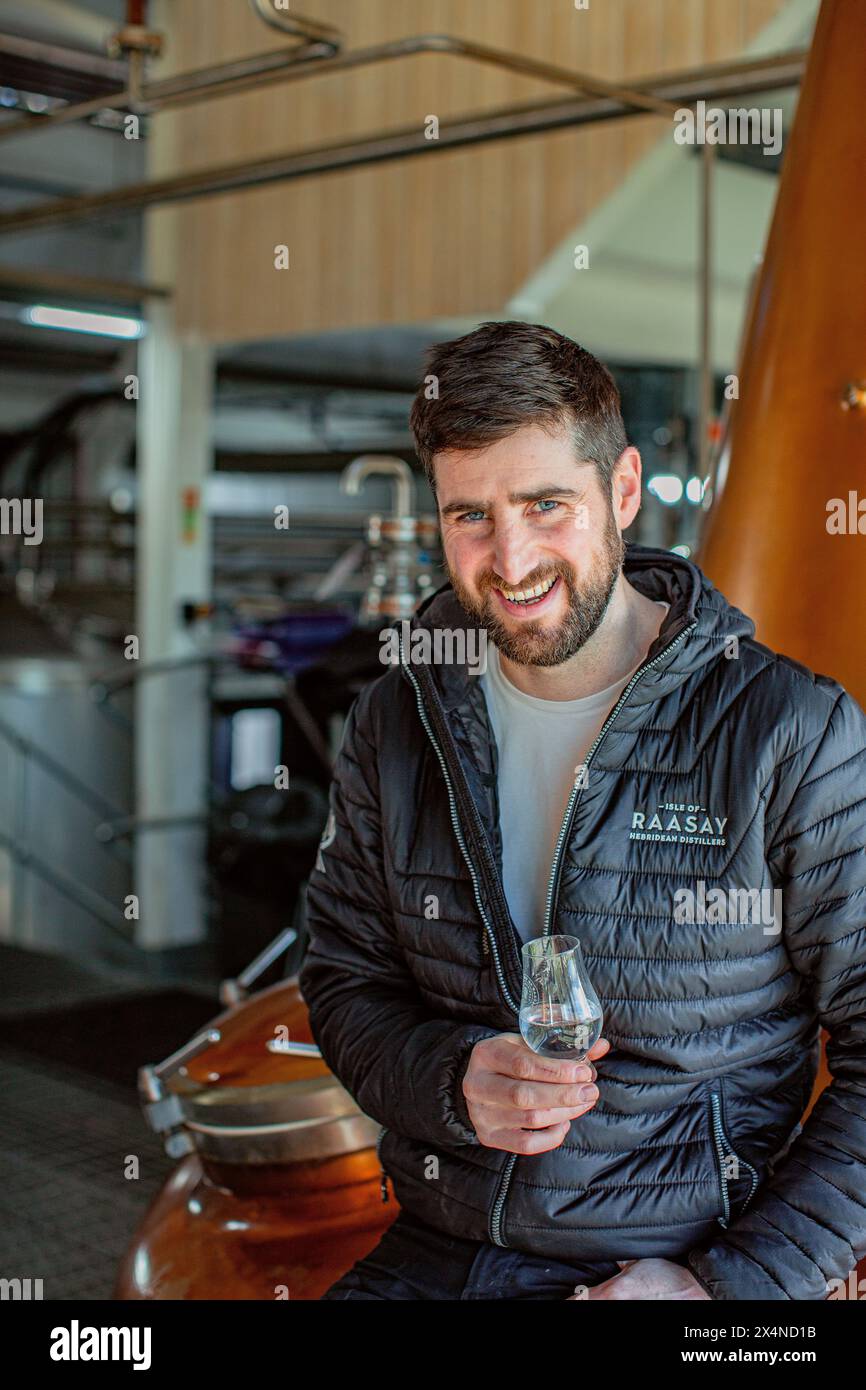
[299,321,866,1301]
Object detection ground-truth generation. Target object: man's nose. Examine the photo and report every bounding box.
[491,524,537,588]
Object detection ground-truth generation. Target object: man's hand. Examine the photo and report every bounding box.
[568,1258,712,1300]
[462,1033,610,1153]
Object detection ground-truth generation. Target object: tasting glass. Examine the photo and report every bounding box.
[519,934,603,1061]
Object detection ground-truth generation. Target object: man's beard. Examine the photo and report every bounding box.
[447,510,625,668]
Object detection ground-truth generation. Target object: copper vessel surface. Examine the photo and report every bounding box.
[698,0,866,704]
[696,0,864,1294]
[115,979,398,1300]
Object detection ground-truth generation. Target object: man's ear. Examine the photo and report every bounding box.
[611,447,641,532]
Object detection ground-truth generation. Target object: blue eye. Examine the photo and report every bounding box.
[534,499,560,513]
[458,511,486,523]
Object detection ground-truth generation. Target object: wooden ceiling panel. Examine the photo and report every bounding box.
[145,0,788,342]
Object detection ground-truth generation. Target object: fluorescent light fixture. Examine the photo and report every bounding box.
[21,304,144,339]
[647,473,684,506]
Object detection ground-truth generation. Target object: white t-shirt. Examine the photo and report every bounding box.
[480,603,669,944]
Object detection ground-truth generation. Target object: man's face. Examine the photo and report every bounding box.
[435,422,631,668]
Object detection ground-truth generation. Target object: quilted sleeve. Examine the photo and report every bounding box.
[298,680,499,1148]
[687,683,866,1299]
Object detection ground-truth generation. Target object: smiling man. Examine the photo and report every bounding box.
[434,414,672,956]
[300,320,866,1302]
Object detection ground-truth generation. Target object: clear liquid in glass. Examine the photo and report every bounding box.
[519,1002,603,1060]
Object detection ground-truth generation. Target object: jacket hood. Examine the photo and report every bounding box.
[399,542,755,713]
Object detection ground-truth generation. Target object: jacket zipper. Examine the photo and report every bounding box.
[399,636,520,1015]
[400,635,521,1245]
[489,619,699,1246]
[709,1089,760,1227]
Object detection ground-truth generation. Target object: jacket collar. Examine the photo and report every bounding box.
[399,542,755,714]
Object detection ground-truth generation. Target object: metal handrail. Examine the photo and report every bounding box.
[0,702,136,940]
[89,649,217,700]
[94,810,207,844]
[0,823,133,941]
[90,647,335,774]
[0,649,319,941]
[0,709,126,823]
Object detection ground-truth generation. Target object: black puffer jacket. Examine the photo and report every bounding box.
[299,543,866,1300]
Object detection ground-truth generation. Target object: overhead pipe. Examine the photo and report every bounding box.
[0,0,343,142]
[110,42,807,124]
[0,386,121,492]
[0,0,117,54]
[340,456,415,519]
[247,0,341,47]
[133,31,685,123]
[0,30,127,84]
[0,34,631,145]
[0,48,805,234]
[0,31,804,469]
[0,19,802,147]
[0,264,169,305]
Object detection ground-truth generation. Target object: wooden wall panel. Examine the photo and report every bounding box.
[747,0,788,32]
[706,0,748,60]
[622,0,667,166]
[147,0,788,343]
[661,0,706,69]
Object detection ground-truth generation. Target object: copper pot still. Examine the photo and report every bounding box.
[115,978,398,1301]
[697,0,866,1297]
[697,0,866,709]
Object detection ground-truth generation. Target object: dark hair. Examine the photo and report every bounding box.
[409,320,627,496]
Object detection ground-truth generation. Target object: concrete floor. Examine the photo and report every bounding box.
[0,943,219,1300]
